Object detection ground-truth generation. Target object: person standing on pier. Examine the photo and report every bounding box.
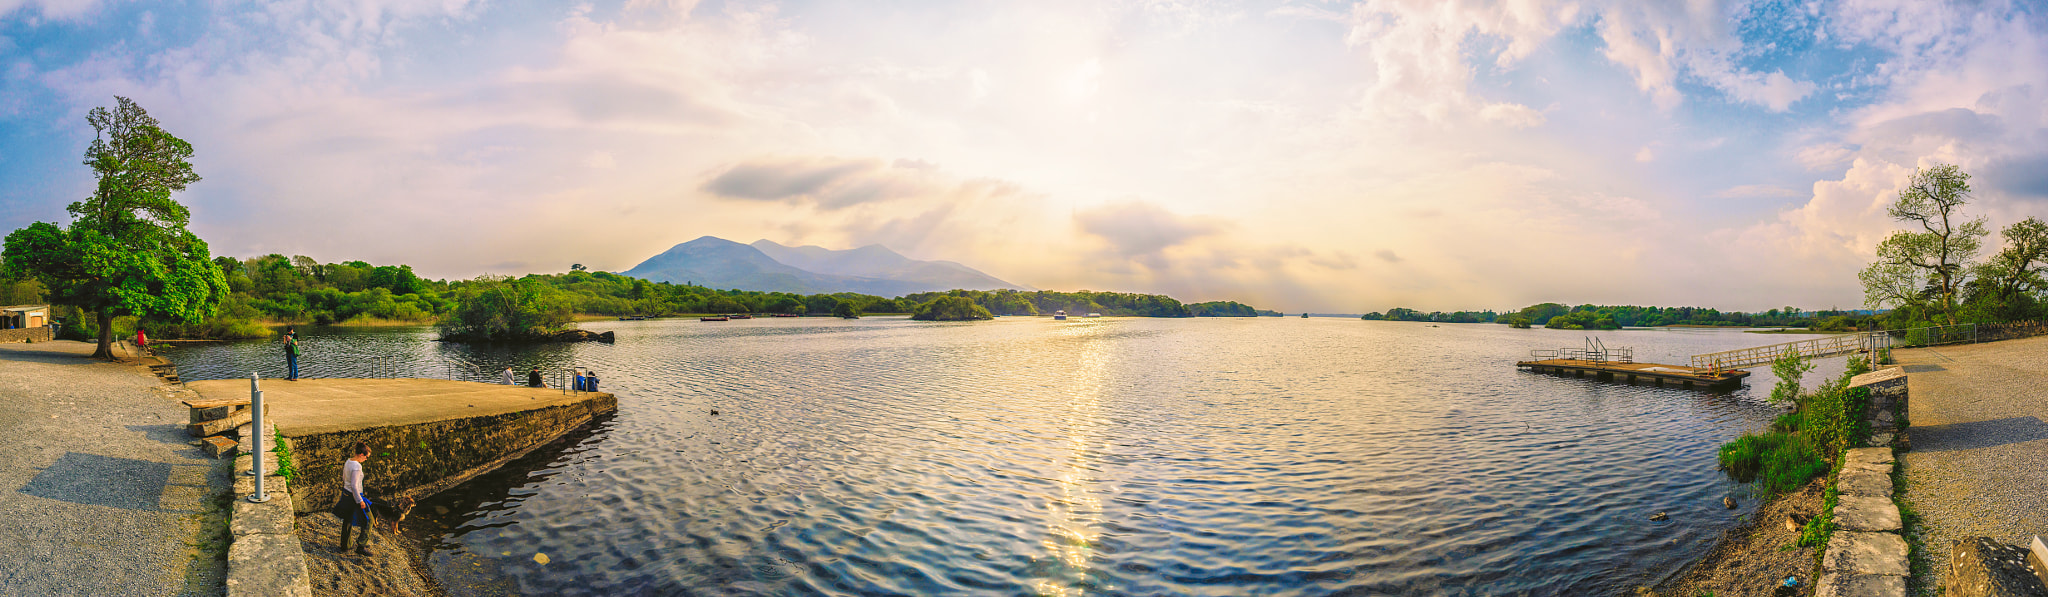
[501,366,516,385]
[283,327,301,381]
[134,327,148,356]
[335,441,374,556]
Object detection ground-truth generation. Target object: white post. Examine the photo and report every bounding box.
[246,372,271,503]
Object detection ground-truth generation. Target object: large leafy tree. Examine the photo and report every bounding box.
[1858,163,1987,325]
[1,97,229,358]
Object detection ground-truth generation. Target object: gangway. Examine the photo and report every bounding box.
[1688,332,1892,370]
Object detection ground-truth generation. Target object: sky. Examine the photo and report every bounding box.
[1,0,2045,313]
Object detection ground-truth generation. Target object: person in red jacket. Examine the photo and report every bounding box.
[134,327,148,356]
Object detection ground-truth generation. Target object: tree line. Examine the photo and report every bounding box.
[1,96,1271,351]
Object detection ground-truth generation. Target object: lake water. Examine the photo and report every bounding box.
[159,317,1851,596]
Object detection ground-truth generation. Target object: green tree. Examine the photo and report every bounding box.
[1859,164,1986,324]
[832,299,861,318]
[910,296,993,321]
[436,276,573,341]
[1965,217,2048,321]
[1,97,227,358]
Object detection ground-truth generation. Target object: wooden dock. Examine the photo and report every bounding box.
[1516,358,1751,389]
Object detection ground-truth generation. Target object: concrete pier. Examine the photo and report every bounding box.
[1515,358,1751,389]
[185,378,617,514]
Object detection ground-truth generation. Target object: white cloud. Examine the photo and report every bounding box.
[1635,146,1655,162]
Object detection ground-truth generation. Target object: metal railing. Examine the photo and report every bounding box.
[1689,332,1891,370]
[1529,337,1634,363]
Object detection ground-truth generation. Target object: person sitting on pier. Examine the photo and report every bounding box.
[527,366,543,388]
[585,371,599,393]
[573,369,586,392]
[501,366,515,385]
[335,441,375,556]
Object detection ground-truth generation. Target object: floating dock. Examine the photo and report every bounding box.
[1516,337,1750,389]
[1516,358,1750,389]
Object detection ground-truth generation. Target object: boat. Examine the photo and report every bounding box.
[729,314,753,319]
[1054,310,1068,320]
[842,315,860,319]
[700,316,728,322]
[772,313,799,318]
[1086,313,1102,318]
[618,315,648,321]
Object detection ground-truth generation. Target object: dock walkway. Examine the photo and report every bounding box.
[1516,358,1751,389]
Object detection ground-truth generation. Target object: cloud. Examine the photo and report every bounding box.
[0,0,103,21]
[1374,249,1401,263]
[1713,184,1804,199]
[1072,201,1225,259]
[1635,146,1654,162]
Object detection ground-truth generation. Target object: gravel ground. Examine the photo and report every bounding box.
[0,340,227,596]
[1894,335,2048,593]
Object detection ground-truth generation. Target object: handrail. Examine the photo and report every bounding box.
[1688,332,1892,369]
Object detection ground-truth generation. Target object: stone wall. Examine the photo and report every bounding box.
[284,393,616,514]
[1851,367,1910,451]
[0,327,53,343]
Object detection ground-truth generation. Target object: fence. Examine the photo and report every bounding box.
[1529,337,1634,363]
[1690,332,1892,370]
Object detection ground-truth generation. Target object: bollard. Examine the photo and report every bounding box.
[246,372,271,503]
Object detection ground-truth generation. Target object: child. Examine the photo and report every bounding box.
[335,441,374,555]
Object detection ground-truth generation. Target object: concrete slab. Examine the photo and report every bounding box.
[191,403,245,424]
[225,532,312,597]
[1817,572,1907,597]
[1844,447,1896,467]
[184,378,610,436]
[189,408,251,438]
[1825,531,1910,576]
[1842,460,1895,476]
[230,498,294,537]
[1837,495,1904,532]
[202,436,238,459]
[233,449,283,476]
[1838,468,1896,499]
[1850,367,1907,388]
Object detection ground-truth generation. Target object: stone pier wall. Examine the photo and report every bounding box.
[1850,367,1910,451]
[284,393,616,514]
[0,327,53,343]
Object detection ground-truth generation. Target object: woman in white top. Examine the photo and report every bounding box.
[335,441,373,555]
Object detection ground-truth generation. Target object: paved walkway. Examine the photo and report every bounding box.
[1896,335,2048,589]
[0,340,224,596]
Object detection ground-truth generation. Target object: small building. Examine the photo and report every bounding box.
[1,305,49,330]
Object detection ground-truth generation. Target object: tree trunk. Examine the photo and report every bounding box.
[92,307,113,359]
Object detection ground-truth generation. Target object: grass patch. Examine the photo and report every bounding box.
[1719,432,1830,496]
[1894,459,1935,596]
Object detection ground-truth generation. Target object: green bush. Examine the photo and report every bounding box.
[435,276,574,341]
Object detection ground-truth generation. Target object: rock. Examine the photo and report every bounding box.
[547,329,616,343]
[1650,512,1668,521]
[1835,495,1903,532]
[1944,537,2048,597]
[1725,496,1737,509]
[1824,531,1909,576]
[1816,572,1906,597]
[202,436,239,459]
[1786,516,1803,532]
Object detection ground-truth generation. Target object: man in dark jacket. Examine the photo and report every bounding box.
[527,366,543,388]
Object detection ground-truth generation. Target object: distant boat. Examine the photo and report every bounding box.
[842,315,860,319]
[1086,313,1102,318]
[729,314,753,319]
[772,313,800,318]
[700,316,728,322]
[618,315,648,321]
[1054,310,1068,321]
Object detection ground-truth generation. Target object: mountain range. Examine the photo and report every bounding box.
[621,236,1028,296]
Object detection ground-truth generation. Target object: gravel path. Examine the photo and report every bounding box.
[0,340,226,596]
[1895,335,2048,592]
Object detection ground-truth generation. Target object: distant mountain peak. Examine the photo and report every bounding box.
[622,236,1028,295]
